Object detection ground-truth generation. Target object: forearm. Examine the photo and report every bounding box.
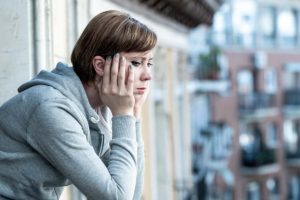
[133,120,145,200]
[107,115,138,199]
[27,103,138,200]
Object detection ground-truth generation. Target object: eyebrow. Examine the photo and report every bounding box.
[129,57,153,61]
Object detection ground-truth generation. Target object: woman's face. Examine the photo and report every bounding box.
[121,50,153,101]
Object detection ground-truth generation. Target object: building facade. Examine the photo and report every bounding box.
[191,0,300,199]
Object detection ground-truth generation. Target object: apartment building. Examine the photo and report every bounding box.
[190,0,300,199]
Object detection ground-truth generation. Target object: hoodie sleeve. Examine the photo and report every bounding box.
[26,99,137,200]
[101,120,145,200]
[133,120,145,200]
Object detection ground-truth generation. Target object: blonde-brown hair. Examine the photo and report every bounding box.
[71,10,157,83]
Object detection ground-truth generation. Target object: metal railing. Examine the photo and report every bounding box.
[284,89,300,106]
[239,93,276,114]
[241,148,276,167]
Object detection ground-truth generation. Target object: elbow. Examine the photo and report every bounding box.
[115,184,135,200]
[85,183,134,200]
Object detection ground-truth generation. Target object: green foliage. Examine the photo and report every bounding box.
[197,46,221,80]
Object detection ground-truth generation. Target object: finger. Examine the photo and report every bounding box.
[103,56,112,89]
[110,53,120,86]
[118,56,126,87]
[126,64,134,94]
[96,78,103,95]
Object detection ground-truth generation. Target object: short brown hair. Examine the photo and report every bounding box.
[71,10,157,83]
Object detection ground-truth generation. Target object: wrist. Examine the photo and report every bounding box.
[135,120,144,145]
[134,107,141,120]
[112,108,133,117]
[112,115,136,139]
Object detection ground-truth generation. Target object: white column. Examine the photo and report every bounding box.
[33,0,53,72]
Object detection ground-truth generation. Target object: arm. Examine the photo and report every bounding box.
[100,120,145,200]
[26,100,137,200]
[133,120,145,200]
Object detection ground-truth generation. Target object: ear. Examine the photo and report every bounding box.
[92,56,105,76]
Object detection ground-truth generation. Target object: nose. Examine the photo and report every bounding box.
[140,67,152,81]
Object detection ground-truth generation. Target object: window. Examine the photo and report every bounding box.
[277,9,298,46]
[237,70,253,94]
[213,11,226,45]
[212,4,230,46]
[264,68,277,94]
[259,7,276,46]
[284,120,299,154]
[294,72,300,89]
[206,170,234,200]
[210,123,233,160]
[288,72,300,89]
[288,175,300,200]
[246,182,261,200]
[232,0,257,46]
[266,123,278,148]
[267,178,279,200]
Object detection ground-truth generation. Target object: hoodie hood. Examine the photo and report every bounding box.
[18,62,99,122]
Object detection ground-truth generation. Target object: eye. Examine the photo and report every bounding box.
[131,61,141,67]
[147,62,154,68]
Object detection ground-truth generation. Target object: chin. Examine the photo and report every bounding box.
[134,93,145,99]
[134,93,143,97]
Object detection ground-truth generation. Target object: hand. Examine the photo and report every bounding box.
[97,54,135,116]
[133,88,149,119]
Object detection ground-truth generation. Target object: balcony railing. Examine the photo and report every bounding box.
[242,148,276,167]
[286,148,300,160]
[284,89,300,106]
[239,93,276,114]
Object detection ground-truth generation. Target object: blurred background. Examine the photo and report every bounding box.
[1,0,300,199]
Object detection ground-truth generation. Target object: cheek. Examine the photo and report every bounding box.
[134,71,139,81]
[132,69,140,84]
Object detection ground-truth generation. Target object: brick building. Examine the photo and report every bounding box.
[191,0,300,199]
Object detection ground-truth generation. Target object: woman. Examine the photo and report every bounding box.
[0,10,157,200]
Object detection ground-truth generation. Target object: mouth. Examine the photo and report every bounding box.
[135,87,146,94]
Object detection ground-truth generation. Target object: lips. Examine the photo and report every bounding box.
[135,87,146,94]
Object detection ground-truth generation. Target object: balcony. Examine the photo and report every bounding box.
[284,89,300,106]
[239,93,278,120]
[241,147,279,175]
[240,126,277,172]
[284,89,300,117]
[285,139,300,160]
[192,123,233,171]
[242,148,276,167]
[188,80,230,93]
[285,146,300,167]
[284,122,300,166]
[286,148,300,160]
[113,0,225,28]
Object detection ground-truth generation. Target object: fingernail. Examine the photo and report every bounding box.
[106,56,111,61]
[115,53,119,58]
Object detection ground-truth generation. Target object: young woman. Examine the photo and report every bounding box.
[0,10,157,200]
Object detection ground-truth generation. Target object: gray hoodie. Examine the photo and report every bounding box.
[0,62,144,200]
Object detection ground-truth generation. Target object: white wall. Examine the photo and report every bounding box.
[0,0,34,104]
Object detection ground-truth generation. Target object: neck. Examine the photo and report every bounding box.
[83,81,102,109]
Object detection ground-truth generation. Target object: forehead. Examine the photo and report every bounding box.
[121,50,153,59]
